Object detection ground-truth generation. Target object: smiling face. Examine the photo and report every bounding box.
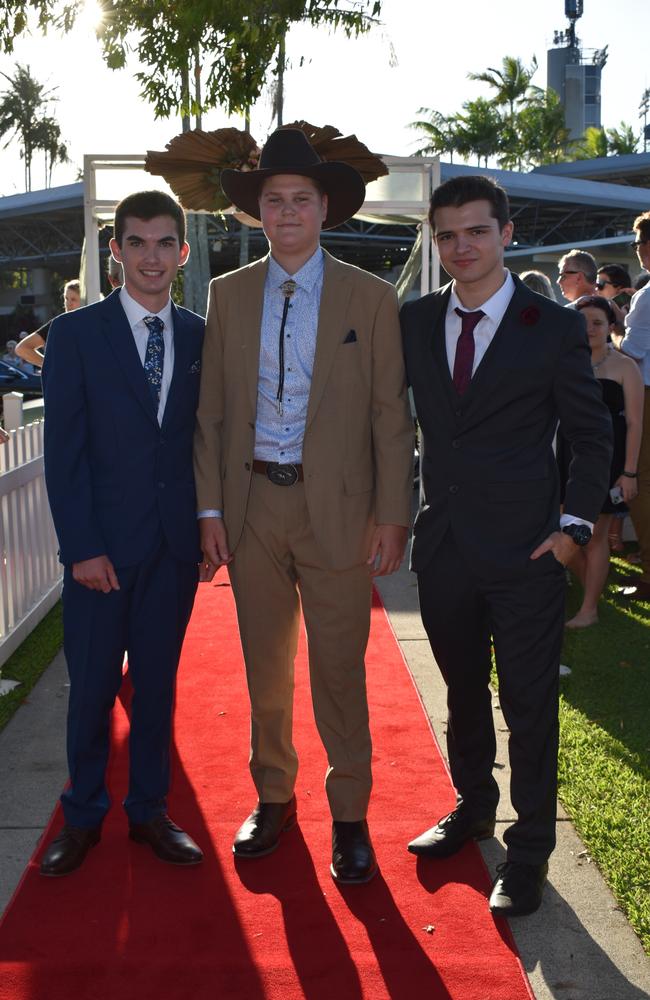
[579,304,613,354]
[259,174,327,269]
[109,214,189,313]
[432,200,512,302]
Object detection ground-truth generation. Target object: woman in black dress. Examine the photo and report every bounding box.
[564,296,644,627]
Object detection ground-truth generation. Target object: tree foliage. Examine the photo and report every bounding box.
[0,63,68,189]
[0,1,382,118]
[410,52,640,172]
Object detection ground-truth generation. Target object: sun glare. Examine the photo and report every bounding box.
[79,0,104,32]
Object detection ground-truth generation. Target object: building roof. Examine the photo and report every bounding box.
[532,152,650,188]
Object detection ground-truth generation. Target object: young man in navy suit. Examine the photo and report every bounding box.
[401,176,612,916]
[41,190,208,875]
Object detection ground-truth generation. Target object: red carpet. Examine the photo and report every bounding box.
[0,573,533,1000]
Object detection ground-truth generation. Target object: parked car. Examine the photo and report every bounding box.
[0,361,42,418]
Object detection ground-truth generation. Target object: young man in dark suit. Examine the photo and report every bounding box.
[401,176,612,916]
[41,190,207,875]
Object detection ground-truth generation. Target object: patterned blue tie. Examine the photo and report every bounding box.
[143,315,165,407]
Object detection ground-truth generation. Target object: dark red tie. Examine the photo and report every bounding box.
[453,307,484,395]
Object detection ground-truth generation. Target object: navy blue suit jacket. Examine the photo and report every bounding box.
[43,289,204,568]
[401,274,613,575]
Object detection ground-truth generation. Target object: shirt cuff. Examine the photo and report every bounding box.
[197,509,223,519]
[560,513,594,532]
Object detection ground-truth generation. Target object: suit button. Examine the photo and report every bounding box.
[158,481,165,489]
[244,462,250,470]
[452,439,460,449]
[448,484,459,494]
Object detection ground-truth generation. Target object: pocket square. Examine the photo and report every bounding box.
[188,359,201,374]
[343,329,357,344]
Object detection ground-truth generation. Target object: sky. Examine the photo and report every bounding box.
[0,0,649,196]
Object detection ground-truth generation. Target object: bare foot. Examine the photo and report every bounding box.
[565,612,599,629]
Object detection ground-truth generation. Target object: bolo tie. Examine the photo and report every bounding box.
[276,279,297,415]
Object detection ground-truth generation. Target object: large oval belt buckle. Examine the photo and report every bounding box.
[266,462,298,486]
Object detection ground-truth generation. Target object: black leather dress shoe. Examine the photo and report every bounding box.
[233,797,297,858]
[331,820,378,884]
[129,815,203,865]
[407,809,496,858]
[489,861,548,916]
[40,824,101,876]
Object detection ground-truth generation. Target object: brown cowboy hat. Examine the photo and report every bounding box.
[220,128,366,230]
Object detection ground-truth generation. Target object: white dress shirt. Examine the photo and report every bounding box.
[119,284,174,425]
[445,270,515,376]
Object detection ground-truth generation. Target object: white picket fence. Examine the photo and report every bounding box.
[0,418,62,673]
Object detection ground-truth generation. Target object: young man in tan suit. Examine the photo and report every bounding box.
[194,129,413,883]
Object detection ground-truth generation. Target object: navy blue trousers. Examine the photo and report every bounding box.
[61,539,198,828]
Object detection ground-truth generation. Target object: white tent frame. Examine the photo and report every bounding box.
[83,153,440,304]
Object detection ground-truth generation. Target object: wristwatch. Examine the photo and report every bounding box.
[562,523,592,547]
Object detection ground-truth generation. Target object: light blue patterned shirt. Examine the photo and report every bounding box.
[254,248,324,463]
[621,284,650,386]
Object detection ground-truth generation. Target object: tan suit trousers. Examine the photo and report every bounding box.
[228,471,373,821]
[629,386,650,584]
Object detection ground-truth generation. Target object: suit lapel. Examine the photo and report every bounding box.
[241,257,268,413]
[161,303,192,430]
[459,275,536,411]
[101,290,158,426]
[428,284,457,404]
[305,251,352,429]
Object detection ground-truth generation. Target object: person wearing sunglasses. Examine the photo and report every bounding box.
[611,212,650,601]
[596,263,633,312]
[557,250,598,303]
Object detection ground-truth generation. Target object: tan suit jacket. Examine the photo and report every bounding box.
[194,249,413,571]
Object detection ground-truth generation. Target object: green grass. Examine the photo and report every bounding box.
[0,602,63,732]
[559,553,650,954]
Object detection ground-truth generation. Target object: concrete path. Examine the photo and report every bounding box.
[1,565,649,999]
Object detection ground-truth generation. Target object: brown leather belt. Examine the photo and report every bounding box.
[252,460,304,485]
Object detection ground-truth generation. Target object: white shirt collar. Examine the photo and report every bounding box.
[119,283,173,331]
[449,270,515,322]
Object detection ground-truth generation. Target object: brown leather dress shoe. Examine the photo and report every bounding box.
[407,808,496,858]
[489,861,548,916]
[129,815,203,865]
[40,824,101,876]
[233,797,297,857]
[331,820,378,884]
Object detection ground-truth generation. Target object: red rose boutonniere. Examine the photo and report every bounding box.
[520,306,541,326]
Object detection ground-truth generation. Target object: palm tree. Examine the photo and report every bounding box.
[468,55,539,122]
[454,98,502,167]
[408,108,458,161]
[0,63,67,190]
[575,126,609,160]
[32,115,69,187]
[510,89,572,168]
[606,122,639,156]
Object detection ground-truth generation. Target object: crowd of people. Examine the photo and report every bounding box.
[1,132,648,923]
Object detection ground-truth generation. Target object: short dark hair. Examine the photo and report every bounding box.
[597,263,631,288]
[633,211,650,242]
[574,294,616,325]
[113,190,186,246]
[429,175,510,231]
